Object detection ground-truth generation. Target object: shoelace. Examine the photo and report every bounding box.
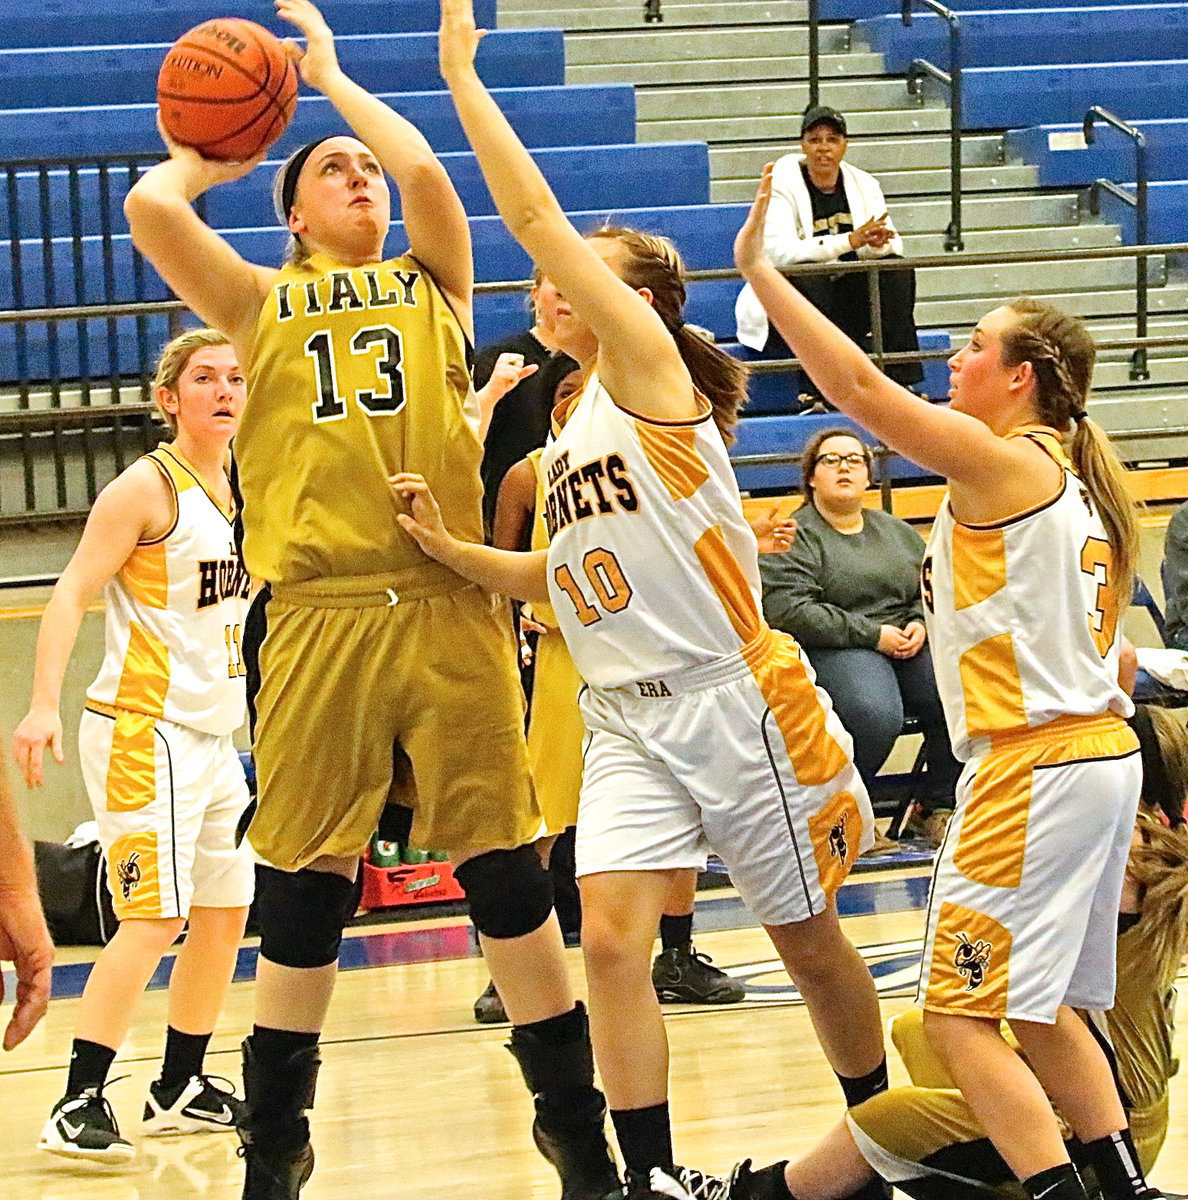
[673,1165,732,1200]
[62,1079,128,1134]
[193,1074,240,1101]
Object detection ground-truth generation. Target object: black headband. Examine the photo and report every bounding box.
[277,137,336,224]
[1129,704,1185,827]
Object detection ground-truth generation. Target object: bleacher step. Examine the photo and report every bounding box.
[710,134,1004,179]
[639,106,953,143]
[569,53,885,87]
[564,24,850,63]
[915,284,1188,327]
[500,1,809,29]
[635,78,919,120]
[712,164,1039,203]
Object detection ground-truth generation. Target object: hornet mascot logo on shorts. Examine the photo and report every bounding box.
[953,931,992,990]
[116,852,142,901]
[828,813,848,862]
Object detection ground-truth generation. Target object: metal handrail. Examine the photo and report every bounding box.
[1084,106,1149,382]
[807,0,820,109]
[902,0,963,251]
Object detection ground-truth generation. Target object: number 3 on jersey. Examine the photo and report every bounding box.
[1079,535,1117,656]
[554,548,634,626]
[305,326,406,423]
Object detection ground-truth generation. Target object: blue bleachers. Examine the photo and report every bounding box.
[0,29,563,111]
[730,412,934,494]
[856,7,1188,72]
[0,84,637,162]
[0,142,705,244]
[821,0,1130,16]
[1006,119,1188,185]
[0,0,485,48]
[1091,180,1188,244]
[960,60,1188,129]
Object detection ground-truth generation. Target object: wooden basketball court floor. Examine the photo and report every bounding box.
[2,863,1185,1199]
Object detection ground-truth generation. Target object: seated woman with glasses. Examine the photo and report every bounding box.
[760,428,961,846]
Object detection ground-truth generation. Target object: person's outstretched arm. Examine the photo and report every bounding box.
[734,165,1033,497]
[278,0,473,326]
[437,0,694,423]
[0,756,53,1050]
[391,472,548,601]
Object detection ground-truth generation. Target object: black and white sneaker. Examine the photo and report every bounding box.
[143,1074,245,1136]
[627,1166,724,1200]
[652,947,746,1005]
[38,1087,136,1163]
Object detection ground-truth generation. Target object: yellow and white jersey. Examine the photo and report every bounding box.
[540,373,763,688]
[922,426,1132,761]
[87,445,250,736]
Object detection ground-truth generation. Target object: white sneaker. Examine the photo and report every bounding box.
[38,1088,136,1163]
[142,1074,245,1136]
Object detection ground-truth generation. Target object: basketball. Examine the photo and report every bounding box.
[157,18,299,162]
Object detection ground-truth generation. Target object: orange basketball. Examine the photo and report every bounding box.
[157,18,299,162]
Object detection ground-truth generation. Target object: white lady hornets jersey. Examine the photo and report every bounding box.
[540,373,764,688]
[87,445,250,736]
[922,426,1132,760]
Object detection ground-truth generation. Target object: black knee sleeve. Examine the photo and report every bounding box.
[255,865,356,969]
[455,845,554,939]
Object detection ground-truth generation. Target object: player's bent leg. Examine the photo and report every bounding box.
[764,903,886,1105]
[456,846,621,1200]
[240,862,357,1200]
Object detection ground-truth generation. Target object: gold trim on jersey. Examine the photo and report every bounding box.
[616,391,712,428]
[959,632,1027,738]
[154,444,235,524]
[633,421,710,501]
[924,901,1012,1015]
[987,710,1133,755]
[693,524,762,643]
[108,830,162,918]
[114,621,171,719]
[120,540,170,611]
[745,629,851,788]
[139,455,180,546]
[954,749,1030,889]
[104,709,157,813]
[951,525,1007,611]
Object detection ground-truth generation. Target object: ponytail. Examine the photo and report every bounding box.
[1001,297,1139,606]
[589,227,749,445]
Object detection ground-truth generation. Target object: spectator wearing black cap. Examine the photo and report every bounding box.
[735,106,923,408]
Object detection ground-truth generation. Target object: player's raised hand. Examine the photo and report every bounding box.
[439,0,487,79]
[11,709,64,790]
[155,115,267,192]
[390,473,457,562]
[734,162,774,276]
[276,0,342,93]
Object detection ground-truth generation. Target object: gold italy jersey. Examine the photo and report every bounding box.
[240,251,482,584]
[922,426,1132,761]
[540,373,764,689]
[87,446,249,736]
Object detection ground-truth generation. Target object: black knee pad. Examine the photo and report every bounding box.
[455,845,554,940]
[255,865,356,969]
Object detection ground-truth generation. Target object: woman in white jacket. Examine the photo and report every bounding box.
[735,107,923,403]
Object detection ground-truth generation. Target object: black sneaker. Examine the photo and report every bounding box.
[39,1087,135,1163]
[676,1165,732,1199]
[143,1074,246,1135]
[473,979,508,1024]
[652,947,745,1005]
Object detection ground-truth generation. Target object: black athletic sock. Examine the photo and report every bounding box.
[1081,1130,1161,1198]
[610,1102,673,1176]
[740,1161,794,1200]
[1023,1163,1090,1200]
[659,913,693,953]
[836,1056,889,1108]
[515,1004,586,1047]
[159,1027,212,1091]
[66,1038,117,1095]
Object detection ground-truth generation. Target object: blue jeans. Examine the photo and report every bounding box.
[807,644,960,810]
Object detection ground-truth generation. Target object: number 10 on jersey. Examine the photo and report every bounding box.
[553,548,633,626]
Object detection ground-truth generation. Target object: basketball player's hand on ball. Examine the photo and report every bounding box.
[734,162,774,275]
[439,0,488,78]
[390,473,455,561]
[276,0,342,93]
[155,115,267,191]
[11,709,64,789]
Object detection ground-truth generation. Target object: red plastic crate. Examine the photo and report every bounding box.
[360,859,465,910]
